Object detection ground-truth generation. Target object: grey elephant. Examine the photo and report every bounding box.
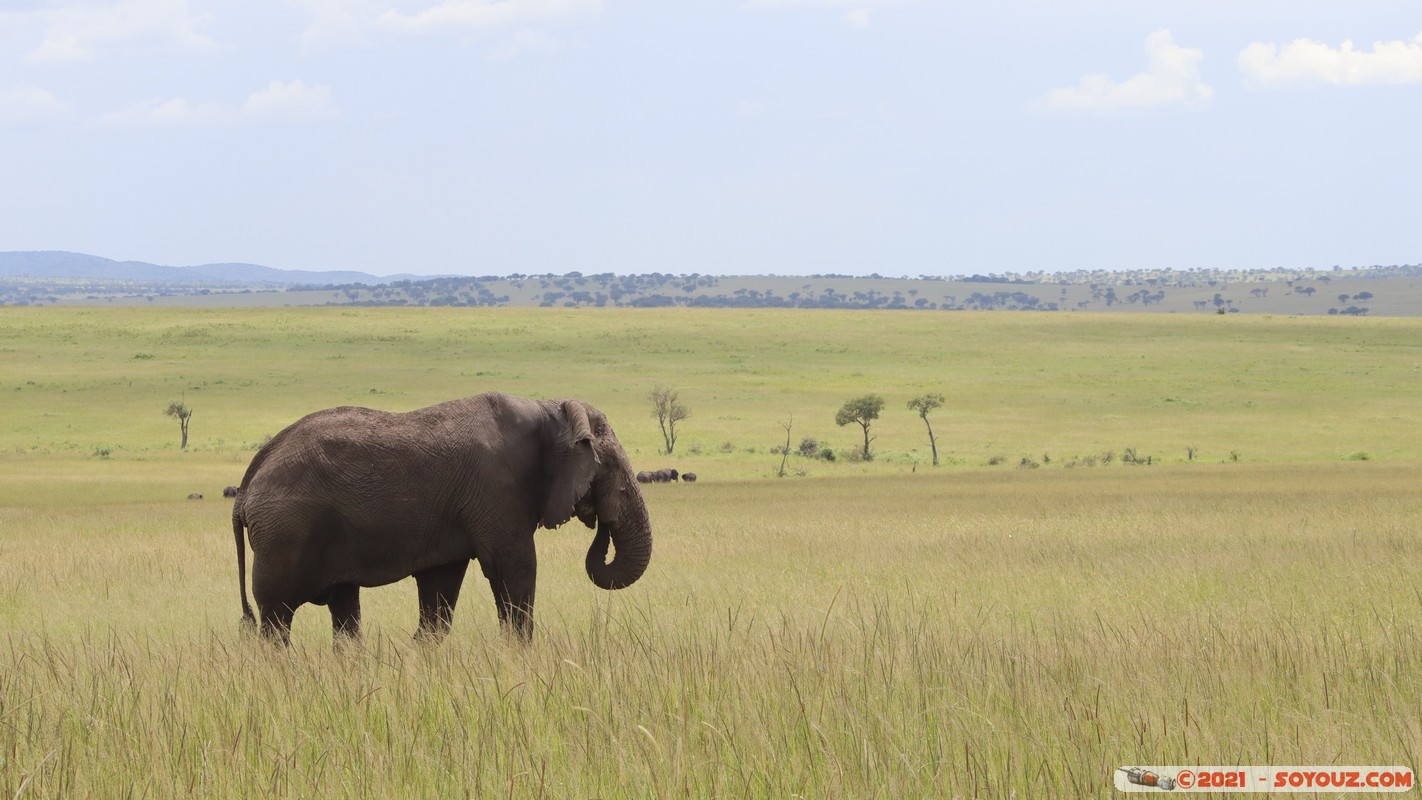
[231,392,653,645]
[652,468,679,483]
[636,471,654,484]
[681,472,696,483]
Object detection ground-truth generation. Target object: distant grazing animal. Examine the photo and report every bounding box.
[223,485,239,498]
[187,493,204,500]
[636,471,654,484]
[230,391,652,646]
[653,468,679,483]
[681,472,697,483]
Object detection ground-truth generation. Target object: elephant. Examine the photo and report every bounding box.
[636,471,654,484]
[681,472,697,483]
[230,391,653,646]
[223,485,239,498]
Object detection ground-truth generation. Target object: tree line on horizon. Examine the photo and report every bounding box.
[3,263,1419,311]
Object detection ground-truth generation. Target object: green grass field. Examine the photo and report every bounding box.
[4,307,1422,469]
[2,307,1421,797]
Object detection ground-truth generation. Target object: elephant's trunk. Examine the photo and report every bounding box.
[585,496,652,590]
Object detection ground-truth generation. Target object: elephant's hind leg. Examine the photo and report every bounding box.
[327,584,362,645]
[414,560,469,643]
[259,604,296,646]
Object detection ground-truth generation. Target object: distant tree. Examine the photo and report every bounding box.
[649,386,690,455]
[835,394,885,461]
[777,416,794,478]
[907,393,945,466]
[165,400,193,450]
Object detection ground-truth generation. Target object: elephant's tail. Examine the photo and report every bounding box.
[232,494,256,629]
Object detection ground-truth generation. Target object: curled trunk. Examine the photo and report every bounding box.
[585,496,652,590]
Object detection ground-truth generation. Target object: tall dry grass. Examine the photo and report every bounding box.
[3,462,1420,798]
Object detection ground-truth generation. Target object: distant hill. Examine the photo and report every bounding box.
[0,251,432,286]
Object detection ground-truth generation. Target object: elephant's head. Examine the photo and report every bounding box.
[541,400,652,590]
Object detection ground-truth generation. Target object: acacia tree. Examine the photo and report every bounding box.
[777,415,794,478]
[907,393,945,466]
[165,400,193,449]
[649,386,690,455]
[834,394,884,461]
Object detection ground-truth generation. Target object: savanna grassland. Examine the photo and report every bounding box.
[2,306,1421,798]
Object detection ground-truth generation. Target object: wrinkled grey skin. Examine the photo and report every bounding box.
[231,392,653,646]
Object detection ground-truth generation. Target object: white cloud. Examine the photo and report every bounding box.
[486,30,564,61]
[378,0,601,35]
[1239,33,1422,87]
[242,80,340,122]
[0,84,71,125]
[100,80,338,128]
[292,0,383,52]
[19,0,223,63]
[743,0,908,28]
[1040,29,1213,113]
[100,96,233,128]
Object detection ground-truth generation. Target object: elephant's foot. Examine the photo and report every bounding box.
[259,609,295,647]
[333,629,365,654]
[497,605,534,643]
[412,625,450,646]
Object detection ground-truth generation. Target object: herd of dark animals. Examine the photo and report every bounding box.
[635,468,696,484]
[187,485,241,500]
[192,470,696,500]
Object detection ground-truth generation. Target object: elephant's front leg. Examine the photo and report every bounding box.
[481,541,537,641]
[413,560,469,643]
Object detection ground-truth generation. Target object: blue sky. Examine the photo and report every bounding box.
[1,1,1419,277]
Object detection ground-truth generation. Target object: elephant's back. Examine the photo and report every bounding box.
[241,406,395,484]
[250,406,446,482]
[239,392,540,496]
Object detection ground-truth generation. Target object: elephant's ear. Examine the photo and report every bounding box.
[542,400,599,529]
